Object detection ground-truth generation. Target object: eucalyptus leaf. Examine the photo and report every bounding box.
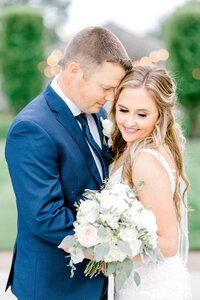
[107,262,117,275]
[115,272,127,291]
[122,258,133,278]
[59,235,76,248]
[141,247,164,264]
[96,243,110,262]
[134,271,141,286]
[98,225,107,237]
[86,247,94,260]
[118,241,132,257]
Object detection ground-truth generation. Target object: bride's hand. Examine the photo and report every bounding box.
[82,247,91,259]
[57,245,69,253]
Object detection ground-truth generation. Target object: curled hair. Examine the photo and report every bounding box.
[110,65,189,222]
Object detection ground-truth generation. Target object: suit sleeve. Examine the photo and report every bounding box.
[5,120,75,245]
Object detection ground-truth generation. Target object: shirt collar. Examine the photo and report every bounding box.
[51,75,81,117]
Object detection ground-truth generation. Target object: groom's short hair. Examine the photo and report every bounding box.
[61,26,132,76]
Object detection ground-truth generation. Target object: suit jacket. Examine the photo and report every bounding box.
[5,83,111,300]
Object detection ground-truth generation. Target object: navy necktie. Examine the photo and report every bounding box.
[76,113,107,179]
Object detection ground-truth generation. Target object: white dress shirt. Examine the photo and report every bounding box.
[51,76,103,180]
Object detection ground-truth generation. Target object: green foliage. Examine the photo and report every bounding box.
[0,5,45,113]
[163,2,200,137]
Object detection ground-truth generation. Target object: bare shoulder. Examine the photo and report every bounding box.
[132,151,169,183]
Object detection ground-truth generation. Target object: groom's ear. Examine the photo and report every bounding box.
[67,62,83,79]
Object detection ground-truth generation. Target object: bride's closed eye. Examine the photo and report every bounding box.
[138,113,147,117]
[119,108,128,113]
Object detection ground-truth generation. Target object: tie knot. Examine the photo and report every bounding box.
[76,113,87,122]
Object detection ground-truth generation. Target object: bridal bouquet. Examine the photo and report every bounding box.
[59,182,163,291]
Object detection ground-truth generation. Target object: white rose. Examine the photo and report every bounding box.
[148,234,158,249]
[75,224,101,248]
[110,183,131,196]
[129,239,142,257]
[118,227,138,243]
[126,208,142,226]
[131,199,143,211]
[138,210,158,234]
[104,245,126,262]
[78,200,99,224]
[100,213,119,229]
[79,199,97,213]
[99,194,117,210]
[100,117,113,138]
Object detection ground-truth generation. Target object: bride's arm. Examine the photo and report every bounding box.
[131,152,179,260]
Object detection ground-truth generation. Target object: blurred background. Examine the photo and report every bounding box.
[0,0,200,299]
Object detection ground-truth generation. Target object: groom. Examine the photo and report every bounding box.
[5,27,132,300]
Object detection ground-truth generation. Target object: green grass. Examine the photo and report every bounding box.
[184,139,200,250]
[0,138,200,250]
[0,139,17,249]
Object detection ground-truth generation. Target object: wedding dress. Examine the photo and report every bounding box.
[109,149,192,300]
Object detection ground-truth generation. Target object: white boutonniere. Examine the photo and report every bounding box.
[100,117,113,146]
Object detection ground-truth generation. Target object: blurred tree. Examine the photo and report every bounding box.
[0,5,45,113]
[163,1,200,137]
[1,0,71,30]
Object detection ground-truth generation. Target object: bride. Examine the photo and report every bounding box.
[109,65,192,299]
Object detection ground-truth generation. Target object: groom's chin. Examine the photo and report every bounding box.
[85,106,103,114]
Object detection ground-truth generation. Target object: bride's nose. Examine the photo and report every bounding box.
[125,115,136,127]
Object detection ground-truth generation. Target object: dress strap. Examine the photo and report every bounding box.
[140,149,176,195]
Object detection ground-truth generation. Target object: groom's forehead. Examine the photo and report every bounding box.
[90,62,126,84]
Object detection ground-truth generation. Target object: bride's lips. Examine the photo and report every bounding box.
[123,126,139,134]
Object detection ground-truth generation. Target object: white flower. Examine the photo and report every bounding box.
[99,194,119,210]
[100,117,113,138]
[69,245,84,264]
[118,227,138,243]
[104,245,126,262]
[77,200,99,224]
[126,208,142,226]
[148,234,158,249]
[138,209,158,234]
[129,239,142,257]
[100,213,119,229]
[78,199,98,215]
[131,199,144,211]
[99,184,130,213]
[75,224,101,248]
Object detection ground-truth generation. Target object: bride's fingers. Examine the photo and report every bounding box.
[82,248,91,259]
[58,245,69,253]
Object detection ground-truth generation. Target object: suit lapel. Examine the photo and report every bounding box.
[44,84,102,186]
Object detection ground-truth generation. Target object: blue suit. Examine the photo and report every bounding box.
[5,84,111,300]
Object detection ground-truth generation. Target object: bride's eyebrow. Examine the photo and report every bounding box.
[137,108,150,113]
[117,104,128,109]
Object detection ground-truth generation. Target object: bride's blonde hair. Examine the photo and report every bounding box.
[110,65,189,221]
